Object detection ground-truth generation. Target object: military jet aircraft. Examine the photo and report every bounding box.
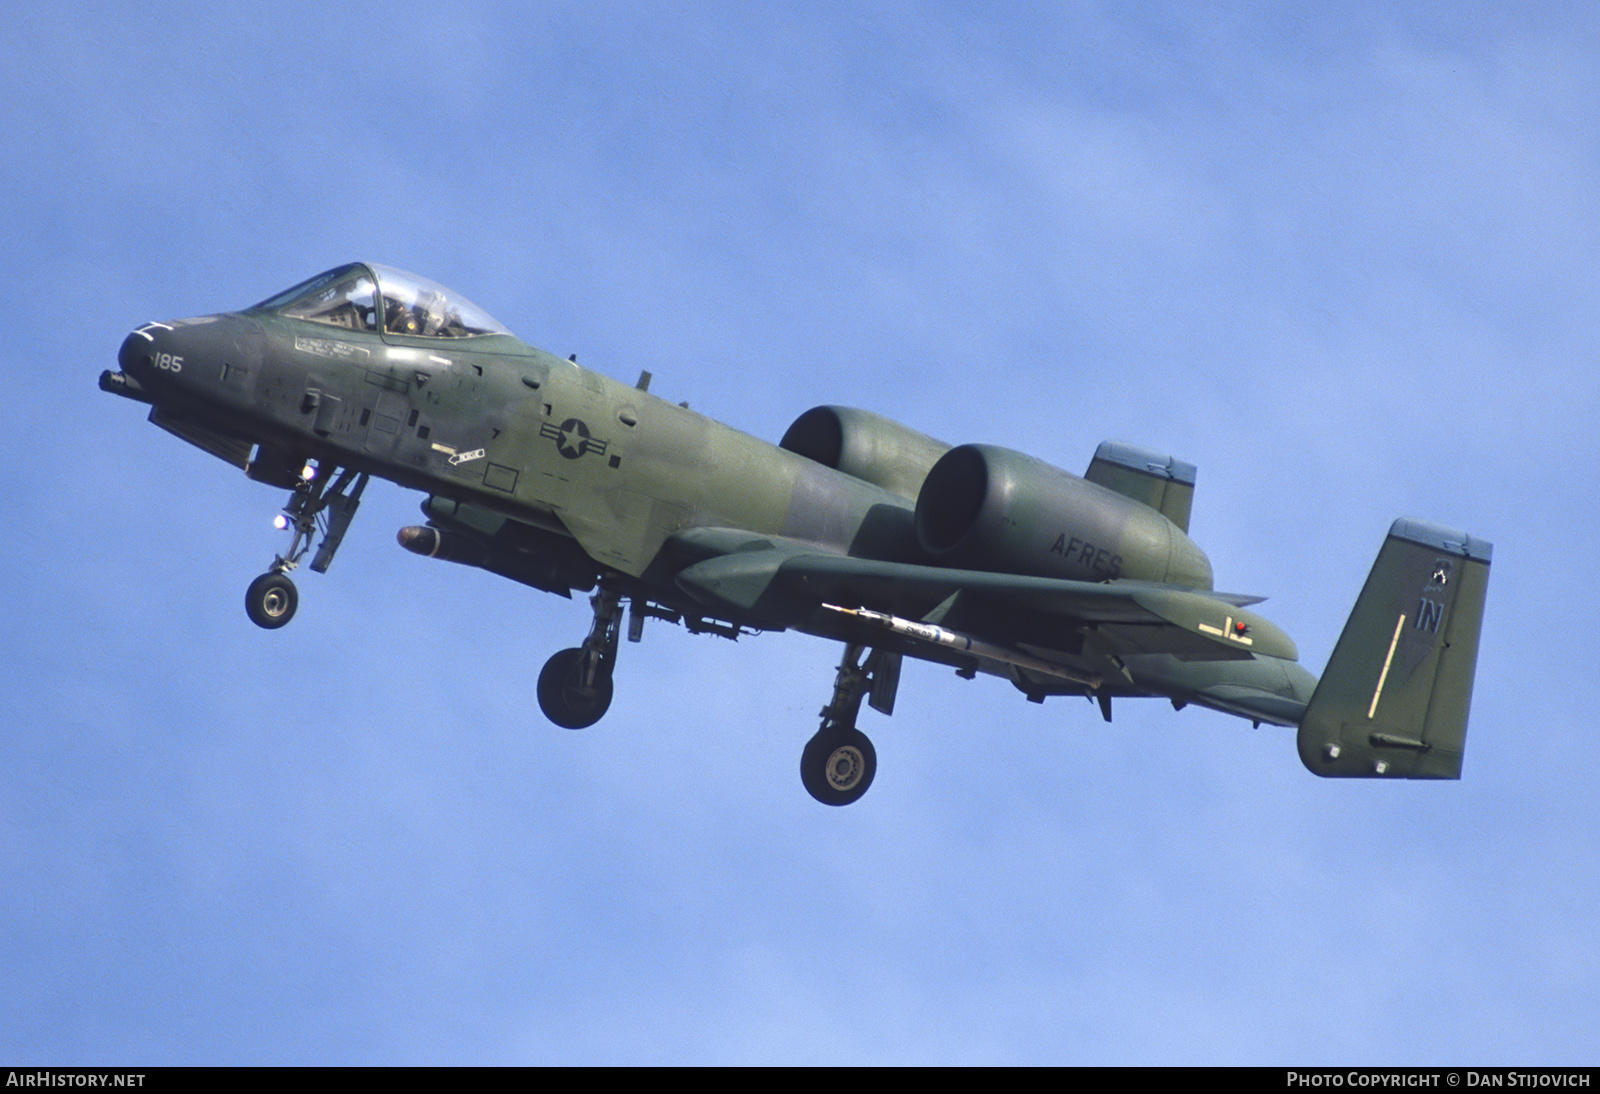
[101,262,1492,805]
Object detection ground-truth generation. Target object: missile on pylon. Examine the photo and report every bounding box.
[820,603,1103,690]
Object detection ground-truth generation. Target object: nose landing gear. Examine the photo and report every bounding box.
[244,463,368,629]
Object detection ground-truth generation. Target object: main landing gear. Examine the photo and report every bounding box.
[244,462,368,629]
[536,587,623,729]
[532,595,896,807]
[800,643,897,806]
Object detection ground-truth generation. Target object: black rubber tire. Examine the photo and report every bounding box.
[537,647,614,729]
[800,726,877,806]
[245,571,298,629]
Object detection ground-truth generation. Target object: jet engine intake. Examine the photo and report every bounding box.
[780,406,950,501]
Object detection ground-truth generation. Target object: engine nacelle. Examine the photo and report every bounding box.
[780,406,950,501]
[913,444,1213,589]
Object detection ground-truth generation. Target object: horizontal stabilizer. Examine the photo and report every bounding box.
[1298,519,1492,779]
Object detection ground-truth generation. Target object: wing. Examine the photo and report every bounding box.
[664,528,1296,667]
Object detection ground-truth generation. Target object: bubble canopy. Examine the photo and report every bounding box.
[253,263,515,340]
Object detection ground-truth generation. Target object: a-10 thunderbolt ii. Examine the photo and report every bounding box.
[101,262,1492,805]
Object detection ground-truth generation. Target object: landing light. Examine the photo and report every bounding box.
[302,462,317,481]
[273,515,289,531]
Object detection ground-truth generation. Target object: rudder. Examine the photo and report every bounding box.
[1298,519,1492,779]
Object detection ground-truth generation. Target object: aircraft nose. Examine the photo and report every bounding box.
[111,313,267,402]
[117,322,173,382]
[118,328,149,375]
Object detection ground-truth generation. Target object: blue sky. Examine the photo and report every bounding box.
[3,1,1596,1064]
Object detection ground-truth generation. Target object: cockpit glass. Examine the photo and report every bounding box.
[371,265,513,339]
[257,263,514,339]
[263,266,380,332]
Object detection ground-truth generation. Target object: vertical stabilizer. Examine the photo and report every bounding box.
[1083,442,1196,533]
[1298,519,1491,779]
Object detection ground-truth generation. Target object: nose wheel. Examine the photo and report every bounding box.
[243,464,367,630]
[245,571,299,629]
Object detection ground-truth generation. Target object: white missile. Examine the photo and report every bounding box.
[821,603,1102,690]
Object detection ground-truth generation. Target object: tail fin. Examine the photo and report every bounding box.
[1298,519,1492,779]
[1084,442,1197,533]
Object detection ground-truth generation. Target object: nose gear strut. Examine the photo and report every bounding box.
[244,465,368,629]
